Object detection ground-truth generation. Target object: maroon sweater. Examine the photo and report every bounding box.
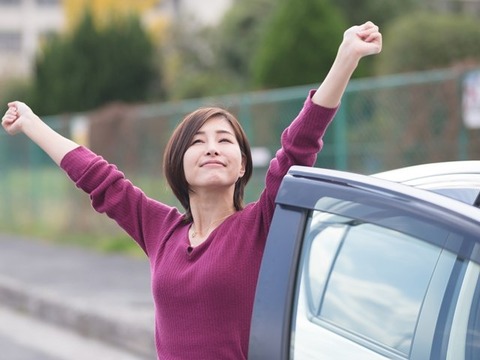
[60,91,337,359]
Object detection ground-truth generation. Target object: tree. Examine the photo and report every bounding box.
[326,0,421,77]
[63,0,168,44]
[333,0,419,30]
[377,13,480,75]
[252,0,347,89]
[30,10,159,115]
[160,0,276,99]
[212,0,276,85]
[64,0,158,29]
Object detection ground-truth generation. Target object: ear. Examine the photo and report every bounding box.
[239,155,246,178]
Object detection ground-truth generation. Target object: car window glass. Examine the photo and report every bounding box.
[466,269,480,359]
[431,188,480,205]
[446,261,480,360]
[292,207,443,359]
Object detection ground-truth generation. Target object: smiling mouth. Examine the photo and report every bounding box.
[201,161,225,167]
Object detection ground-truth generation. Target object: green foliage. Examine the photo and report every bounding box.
[333,0,419,30]
[161,0,276,99]
[30,10,160,115]
[212,0,276,82]
[332,0,421,77]
[161,25,227,99]
[378,13,480,74]
[167,69,240,99]
[0,77,31,110]
[252,0,347,89]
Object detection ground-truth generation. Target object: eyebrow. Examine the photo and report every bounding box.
[195,129,235,136]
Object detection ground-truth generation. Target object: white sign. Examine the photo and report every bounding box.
[463,70,480,129]
[251,147,271,168]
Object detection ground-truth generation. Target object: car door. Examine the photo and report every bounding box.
[249,165,480,360]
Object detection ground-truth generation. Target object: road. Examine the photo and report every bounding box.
[0,306,148,360]
[0,332,61,360]
[0,234,154,359]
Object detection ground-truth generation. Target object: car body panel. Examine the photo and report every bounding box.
[373,161,480,206]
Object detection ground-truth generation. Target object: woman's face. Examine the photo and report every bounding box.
[183,116,246,192]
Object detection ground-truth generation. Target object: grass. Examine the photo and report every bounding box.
[0,225,146,258]
[0,166,152,258]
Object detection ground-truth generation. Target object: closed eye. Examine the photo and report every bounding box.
[191,139,203,145]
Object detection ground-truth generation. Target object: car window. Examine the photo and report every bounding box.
[289,194,473,360]
[442,261,480,360]
[465,268,480,359]
[431,188,480,206]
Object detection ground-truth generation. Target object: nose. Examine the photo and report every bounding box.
[206,148,219,156]
[205,139,219,156]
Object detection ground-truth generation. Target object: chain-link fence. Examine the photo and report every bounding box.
[1,67,479,237]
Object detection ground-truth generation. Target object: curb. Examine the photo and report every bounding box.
[0,275,155,359]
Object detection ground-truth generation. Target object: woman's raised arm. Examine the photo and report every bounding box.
[312,21,382,108]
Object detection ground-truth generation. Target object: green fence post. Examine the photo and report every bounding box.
[334,96,348,170]
[239,94,253,143]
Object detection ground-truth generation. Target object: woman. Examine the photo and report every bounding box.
[2,22,381,360]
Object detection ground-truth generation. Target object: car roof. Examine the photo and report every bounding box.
[372,161,480,206]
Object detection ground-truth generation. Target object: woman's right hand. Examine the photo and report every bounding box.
[2,101,79,165]
[2,101,37,136]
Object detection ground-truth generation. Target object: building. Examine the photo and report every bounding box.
[0,0,233,80]
[166,0,233,26]
[0,0,64,78]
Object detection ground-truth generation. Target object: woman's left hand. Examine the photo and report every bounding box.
[341,21,382,59]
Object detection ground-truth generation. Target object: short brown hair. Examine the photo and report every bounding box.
[163,107,253,223]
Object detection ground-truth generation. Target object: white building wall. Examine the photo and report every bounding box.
[0,0,64,78]
[177,0,233,26]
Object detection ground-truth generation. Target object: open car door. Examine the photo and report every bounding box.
[250,166,480,360]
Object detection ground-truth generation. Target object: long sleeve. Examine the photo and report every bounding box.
[255,90,338,227]
[60,146,183,255]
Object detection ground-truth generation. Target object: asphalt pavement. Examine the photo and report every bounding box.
[0,234,155,359]
[0,331,62,360]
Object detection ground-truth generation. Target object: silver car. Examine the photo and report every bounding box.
[249,161,480,360]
